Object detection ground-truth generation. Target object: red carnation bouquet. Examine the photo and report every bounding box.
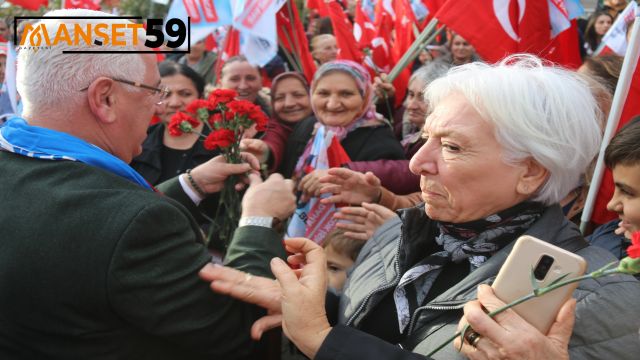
[168,89,268,247]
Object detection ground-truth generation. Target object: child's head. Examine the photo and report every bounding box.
[606,117,640,236]
[322,229,365,291]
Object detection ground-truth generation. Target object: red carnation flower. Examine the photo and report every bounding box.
[208,89,238,109]
[186,99,215,114]
[204,128,235,150]
[227,99,256,117]
[628,232,640,258]
[250,109,269,131]
[168,112,199,136]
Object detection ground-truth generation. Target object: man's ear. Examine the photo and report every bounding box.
[86,77,117,124]
[516,158,549,196]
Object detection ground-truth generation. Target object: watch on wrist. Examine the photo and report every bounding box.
[238,216,285,233]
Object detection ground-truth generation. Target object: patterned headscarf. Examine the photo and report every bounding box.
[310,60,380,140]
[270,72,310,123]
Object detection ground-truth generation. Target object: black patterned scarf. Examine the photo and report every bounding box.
[394,201,545,333]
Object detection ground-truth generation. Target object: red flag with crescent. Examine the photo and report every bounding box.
[435,0,550,63]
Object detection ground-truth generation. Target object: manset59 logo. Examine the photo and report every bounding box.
[14,16,191,53]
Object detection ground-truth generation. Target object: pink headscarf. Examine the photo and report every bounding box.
[310,60,381,140]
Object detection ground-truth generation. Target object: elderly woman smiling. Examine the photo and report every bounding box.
[201,56,640,359]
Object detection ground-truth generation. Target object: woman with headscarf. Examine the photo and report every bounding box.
[285,60,404,189]
[243,61,405,181]
[283,60,404,242]
[202,55,640,359]
[240,72,315,173]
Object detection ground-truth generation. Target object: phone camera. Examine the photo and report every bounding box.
[533,255,555,281]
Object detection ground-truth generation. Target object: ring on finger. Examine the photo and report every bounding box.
[464,330,482,349]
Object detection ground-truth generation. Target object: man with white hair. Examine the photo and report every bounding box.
[0,9,294,358]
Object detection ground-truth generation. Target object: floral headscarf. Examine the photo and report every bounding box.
[270,72,310,124]
[310,60,381,140]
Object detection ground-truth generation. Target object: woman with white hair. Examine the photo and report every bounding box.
[201,55,640,359]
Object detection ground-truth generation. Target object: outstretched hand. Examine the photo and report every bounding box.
[200,237,332,359]
[319,167,382,205]
[240,138,270,164]
[190,152,260,194]
[334,202,398,240]
[242,173,296,219]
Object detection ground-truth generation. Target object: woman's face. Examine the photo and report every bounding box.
[607,163,640,236]
[451,35,474,64]
[159,74,199,123]
[418,49,433,64]
[313,37,338,64]
[220,61,262,103]
[409,93,532,223]
[312,72,365,127]
[594,15,613,36]
[273,77,312,123]
[404,78,428,128]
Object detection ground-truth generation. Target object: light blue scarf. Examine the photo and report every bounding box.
[0,117,152,190]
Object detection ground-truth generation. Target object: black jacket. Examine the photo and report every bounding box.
[279,118,405,178]
[130,123,218,186]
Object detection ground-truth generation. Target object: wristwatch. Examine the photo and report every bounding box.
[238,216,285,233]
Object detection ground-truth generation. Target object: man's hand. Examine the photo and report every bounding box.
[242,173,296,219]
[199,263,283,340]
[240,138,270,164]
[454,285,574,360]
[199,237,333,357]
[189,152,260,194]
[319,168,382,205]
[334,202,398,240]
[271,238,332,359]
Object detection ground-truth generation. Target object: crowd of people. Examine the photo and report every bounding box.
[1,2,639,359]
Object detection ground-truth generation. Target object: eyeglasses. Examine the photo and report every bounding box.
[80,77,170,105]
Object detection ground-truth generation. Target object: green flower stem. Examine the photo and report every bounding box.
[425,262,622,357]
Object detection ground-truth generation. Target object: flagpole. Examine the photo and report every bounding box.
[580,9,640,234]
[386,18,439,82]
[286,0,305,72]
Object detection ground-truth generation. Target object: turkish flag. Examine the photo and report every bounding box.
[214,27,240,82]
[435,0,551,63]
[63,0,100,10]
[307,0,330,17]
[277,1,317,82]
[327,0,363,63]
[544,19,582,69]
[204,33,217,52]
[366,0,394,74]
[392,0,417,106]
[7,0,48,10]
[354,0,376,50]
[591,56,640,224]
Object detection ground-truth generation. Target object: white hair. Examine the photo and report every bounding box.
[410,61,451,87]
[17,9,146,112]
[424,55,603,205]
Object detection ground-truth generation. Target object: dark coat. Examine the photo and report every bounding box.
[279,117,405,179]
[130,123,218,186]
[0,151,285,359]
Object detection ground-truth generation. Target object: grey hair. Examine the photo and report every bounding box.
[17,9,146,112]
[424,54,603,205]
[410,61,451,87]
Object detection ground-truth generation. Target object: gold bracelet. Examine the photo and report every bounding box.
[185,169,207,197]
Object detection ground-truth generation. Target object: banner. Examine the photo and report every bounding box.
[165,0,234,48]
